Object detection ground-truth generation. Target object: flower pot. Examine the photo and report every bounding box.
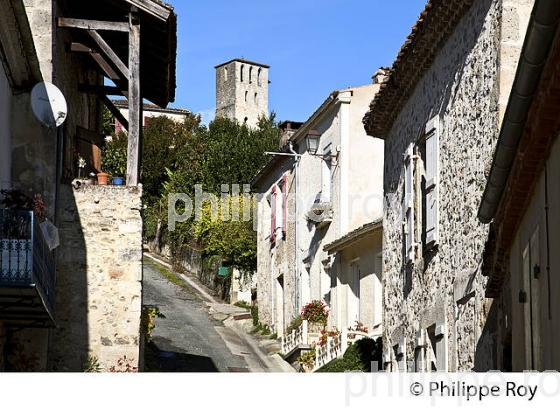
[97,173,109,185]
[112,177,125,186]
[308,322,326,334]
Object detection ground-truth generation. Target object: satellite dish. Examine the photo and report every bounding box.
[31,82,68,128]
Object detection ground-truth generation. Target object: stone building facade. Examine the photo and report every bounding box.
[1,0,177,371]
[254,81,384,337]
[363,0,533,371]
[215,58,269,128]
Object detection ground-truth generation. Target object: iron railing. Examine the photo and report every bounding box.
[0,209,56,317]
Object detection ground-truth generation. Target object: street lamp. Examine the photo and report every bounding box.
[305,130,321,156]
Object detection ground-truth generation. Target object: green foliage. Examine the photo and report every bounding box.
[251,305,259,327]
[141,305,165,342]
[234,301,252,310]
[157,114,280,275]
[297,348,316,368]
[83,356,102,373]
[286,316,303,334]
[317,337,383,373]
[102,132,128,176]
[102,107,115,136]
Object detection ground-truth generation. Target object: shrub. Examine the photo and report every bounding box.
[317,337,383,373]
[285,316,303,335]
[251,305,259,327]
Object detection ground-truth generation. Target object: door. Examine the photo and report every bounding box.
[522,226,543,370]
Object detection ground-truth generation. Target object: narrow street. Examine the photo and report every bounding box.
[142,257,290,372]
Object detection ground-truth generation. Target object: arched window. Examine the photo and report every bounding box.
[249,66,253,84]
[254,92,258,104]
[240,65,245,82]
[245,91,248,102]
[224,67,228,82]
[257,68,262,86]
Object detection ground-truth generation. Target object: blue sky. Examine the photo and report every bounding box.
[169,0,427,124]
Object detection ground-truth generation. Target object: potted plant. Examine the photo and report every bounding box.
[300,300,329,334]
[102,133,128,186]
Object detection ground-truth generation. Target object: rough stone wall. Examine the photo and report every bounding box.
[50,185,143,371]
[216,60,269,128]
[255,160,296,336]
[382,0,530,371]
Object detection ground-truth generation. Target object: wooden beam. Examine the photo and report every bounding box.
[70,43,129,99]
[124,0,171,21]
[87,30,130,80]
[78,84,124,97]
[127,11,142,186]
[57,17,129,32]
[101,95,129,132]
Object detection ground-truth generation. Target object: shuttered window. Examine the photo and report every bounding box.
[270,186,277,245]
[404,144,415,264]
[425,117,440,248]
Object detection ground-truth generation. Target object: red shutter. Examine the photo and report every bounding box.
[144,116,151,128]
[282,175,287,237]
[271,186,277,245]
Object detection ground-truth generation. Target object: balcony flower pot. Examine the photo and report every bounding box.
[97,172,109,185]
[112,176,125,186]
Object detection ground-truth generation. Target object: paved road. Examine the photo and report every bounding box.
[143,260,259,372]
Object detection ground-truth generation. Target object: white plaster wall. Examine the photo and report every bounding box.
[117,107,188,126]
[332,230,383,332]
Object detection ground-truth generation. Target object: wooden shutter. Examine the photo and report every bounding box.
[425,117,440,247]
[282,174,287,237]
[404,144,415,264]
[271,186,277,244]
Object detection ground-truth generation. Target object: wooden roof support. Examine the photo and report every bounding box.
[126,9,142,186]
[57,17,129,32]
[101,95,129,132]
[87,30,131,80]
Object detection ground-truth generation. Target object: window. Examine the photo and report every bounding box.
[249,66,253,83]
[423,117,440,249]
[257,68,262,86]
[321,156,332,202]
[244,91,248,103]
[224,66,228,82]
[143,116,152,128]
[414,323,448,372]
[403,144,415,264]
[270,175,288,245]
[240,64,245,82]
[254,92,258,104]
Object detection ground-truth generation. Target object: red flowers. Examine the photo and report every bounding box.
[300,300,329,325]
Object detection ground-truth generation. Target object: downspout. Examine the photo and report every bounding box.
[478,0,560,222]
[288,142,300,312]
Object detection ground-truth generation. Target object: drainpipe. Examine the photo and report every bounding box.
[288,142,301,312]
[478,0,560,223]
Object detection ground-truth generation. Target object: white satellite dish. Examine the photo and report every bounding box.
[31,82,68,128]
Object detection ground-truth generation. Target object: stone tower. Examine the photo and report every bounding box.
[215,58,269,128]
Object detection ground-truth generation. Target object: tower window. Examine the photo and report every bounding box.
[240,65,245,82]
[224,67,228,82]
[245,91,248,102]
[254,92,258,104]
[258,68,262,86]
[249,67,253,84]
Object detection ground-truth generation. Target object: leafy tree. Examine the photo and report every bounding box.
[102,132,127,176]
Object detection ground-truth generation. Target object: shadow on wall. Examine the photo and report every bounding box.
[48,185,89,371]
[474,299,502,372]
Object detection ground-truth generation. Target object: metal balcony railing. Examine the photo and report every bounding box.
[0,209,56,326]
